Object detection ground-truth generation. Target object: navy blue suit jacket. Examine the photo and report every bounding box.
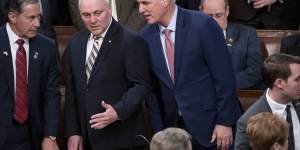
[226,23,263,89]
[0,25,60,150]
[141,8,241,148]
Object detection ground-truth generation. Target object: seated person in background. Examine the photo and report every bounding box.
[246,112,289,150]
[280,33,300,57]
[235,53,300,150]
[150,128,192,150]
[200,0,264,90]
[228,0,300,30]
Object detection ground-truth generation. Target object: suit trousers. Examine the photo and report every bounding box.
[177,116,217,150]
[3,120,31,150]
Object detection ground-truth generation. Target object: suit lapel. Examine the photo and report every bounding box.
[225,23,236,55]
[149,25,173,88]
[28,38,40,106]
[87,20,117,84]
[0,26,14,97]
[174,8,186,87]
[293,101,300,123]
[76,31,90,85]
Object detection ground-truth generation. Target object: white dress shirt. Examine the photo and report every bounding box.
[6,23,29,97]
[266,88,300,150]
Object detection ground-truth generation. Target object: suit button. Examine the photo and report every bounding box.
[86,88,88,92]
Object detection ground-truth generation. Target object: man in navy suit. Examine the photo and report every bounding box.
[200,0,263,90]
[138,0,241,149]
[0,0,60,149]
[64,0,151,149]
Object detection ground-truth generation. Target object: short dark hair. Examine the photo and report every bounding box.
[262,53,300,88]
[3,0,39,22]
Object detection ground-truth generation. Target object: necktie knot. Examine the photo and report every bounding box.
[16,39,25,46]
[163,29,172,36]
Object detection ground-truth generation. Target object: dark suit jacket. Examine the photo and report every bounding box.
[0,25,60,150]
[226,23,263,89]
[280,33,300,57]
[141,8,241,148]
[235,92,300,150]
[69,0,146,31]
[64,19,151,149]
[228,0,300,29]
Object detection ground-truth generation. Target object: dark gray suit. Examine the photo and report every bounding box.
[226,23,263,89]
[69,0,146,31]
[280,33,300,57]
[235,93,300,150]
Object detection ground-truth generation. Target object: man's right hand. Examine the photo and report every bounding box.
[68,135,83,150]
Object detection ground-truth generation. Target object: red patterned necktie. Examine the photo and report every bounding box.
[163,29,175,83]
[14,39,28,124]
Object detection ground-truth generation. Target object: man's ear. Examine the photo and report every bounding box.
[8,12,17,24]
[274,78,286,90]
[272,142,283,150]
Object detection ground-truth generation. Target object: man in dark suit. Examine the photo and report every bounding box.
[280,33,300,57]
[200,0,264,90]
[228,0,300,30]
[69,0,146,31]
[138,0,241,149]
[0,0,60,149]
[64,0,151,149]
[0,0,57,39]
[235,54,300,150]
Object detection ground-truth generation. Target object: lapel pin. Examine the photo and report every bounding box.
[108,40,112,43]
[33,51,38,59]
[228,38,234,43]
[227,43,232,47]
[3,51,8,56]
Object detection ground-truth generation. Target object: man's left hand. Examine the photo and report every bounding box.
[89,100,119,129]
[42,137,59,150]
[210,125,233,150]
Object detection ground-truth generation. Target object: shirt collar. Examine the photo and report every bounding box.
[266,88,293,111]
[159,6,178,34]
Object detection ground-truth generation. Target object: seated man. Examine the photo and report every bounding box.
[200,0,264,90]
[280,33,300,57]
[235,53,300,150]
[246,112,289,150]
[150,128,192,150]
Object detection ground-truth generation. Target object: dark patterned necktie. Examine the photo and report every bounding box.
[286,105,295,150]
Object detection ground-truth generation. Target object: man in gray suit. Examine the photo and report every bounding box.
[235,53,300,150]
[69,0,146,31]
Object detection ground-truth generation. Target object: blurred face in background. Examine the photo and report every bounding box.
[79,0,112,36]
[200,0,229,30]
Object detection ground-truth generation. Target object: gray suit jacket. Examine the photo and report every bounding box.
[69,0,145,31]
[235,92,300,150]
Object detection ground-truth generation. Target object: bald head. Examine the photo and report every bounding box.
[200,0,229,30]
